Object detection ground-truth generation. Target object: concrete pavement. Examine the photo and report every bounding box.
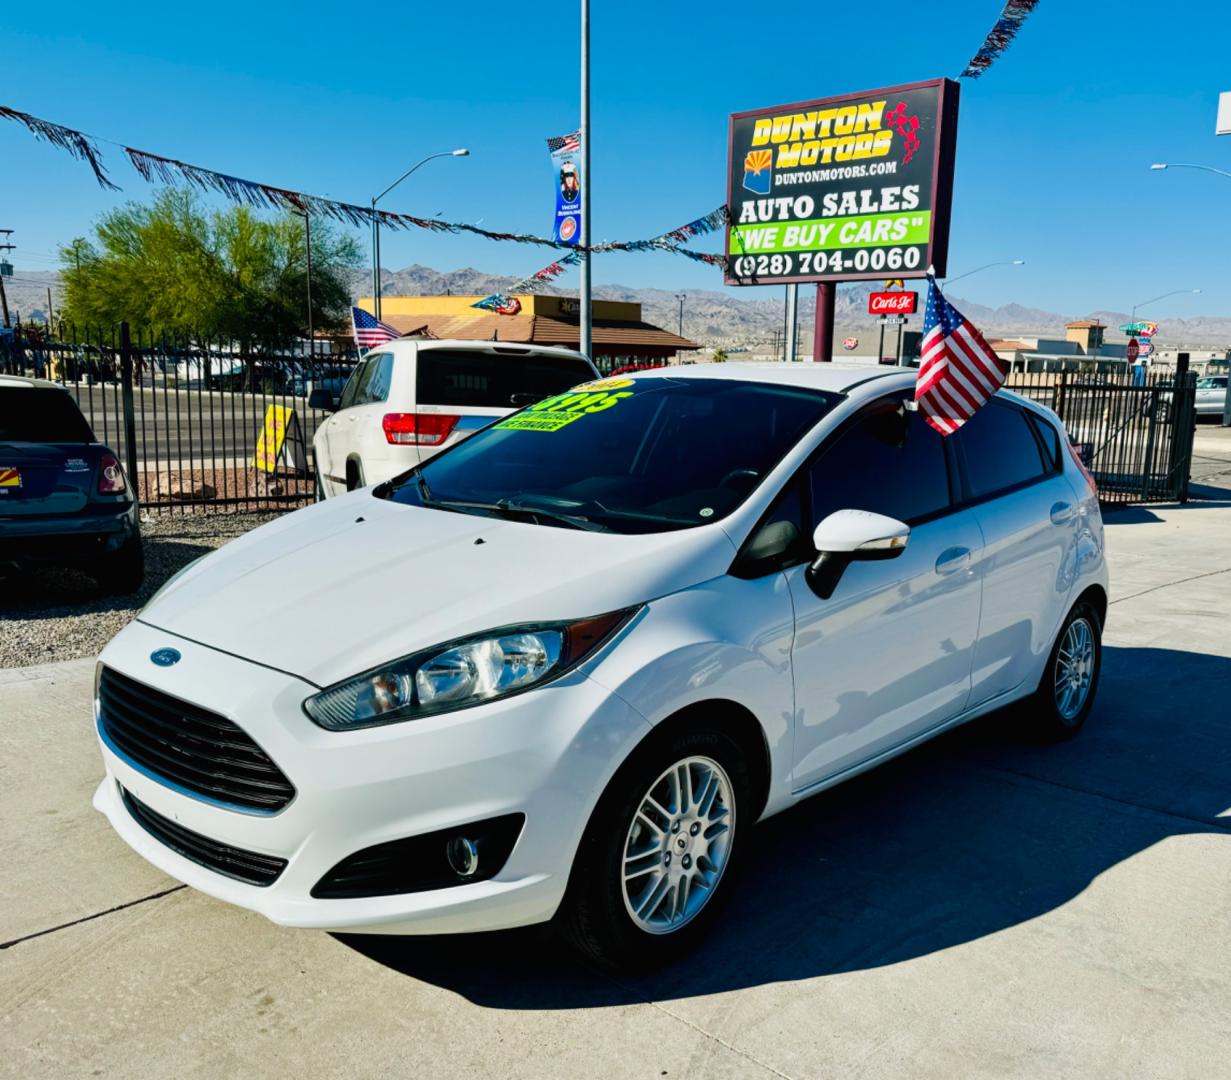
[2,503,1230,1079]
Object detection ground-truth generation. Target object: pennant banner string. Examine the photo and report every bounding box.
[2,104,729,266]
[960,0,1042,79]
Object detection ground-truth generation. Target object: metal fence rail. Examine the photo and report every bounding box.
[2,322,356,512]
[2,325,1199,512]
[1006,369,1198,505]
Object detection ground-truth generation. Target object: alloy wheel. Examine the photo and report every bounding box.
[1054,616,1096,721]
[620,755,735,934]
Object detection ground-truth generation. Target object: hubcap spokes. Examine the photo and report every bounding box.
[621,755,735,934]
[1054,618,1095,721]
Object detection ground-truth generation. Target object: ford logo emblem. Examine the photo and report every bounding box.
[150,648,182,667]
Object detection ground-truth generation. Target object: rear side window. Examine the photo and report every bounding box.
[0,387,94,442]
[357,353,394,405]
[809,404,952,526]
[955,400,1048,500]
[1027,413,1062,471]
[417,350,595,408]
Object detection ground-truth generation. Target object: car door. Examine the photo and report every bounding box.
[785,398,984,791]
[317,357,374,493]
[953,398,1081,710]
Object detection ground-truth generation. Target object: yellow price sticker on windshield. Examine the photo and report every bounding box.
[495,387,635,433]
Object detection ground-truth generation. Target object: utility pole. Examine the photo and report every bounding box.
[296,211,314,358]
[0,230,14,329]
[579,0,592,360]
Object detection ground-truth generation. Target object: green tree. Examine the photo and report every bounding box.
[60,190,360,348]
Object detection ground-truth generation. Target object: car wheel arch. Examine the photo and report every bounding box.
[1074,583,1107,629]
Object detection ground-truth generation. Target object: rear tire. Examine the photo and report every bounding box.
[99,535,145,595]
[346,460,364,492]
[558,720,752,971]
[1026,599,1102,740]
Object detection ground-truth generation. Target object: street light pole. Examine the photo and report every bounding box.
[941,259,1025,286]
[1151,162,1231,181]
[676,292,685,336]
[299,211,313,358]
[1130,288,1201,327]
[579,0,592,361]
[371,149,470,320]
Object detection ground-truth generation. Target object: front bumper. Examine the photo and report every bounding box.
[93,619,650,934]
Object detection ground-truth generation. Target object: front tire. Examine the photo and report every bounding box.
[558,721,752,970]
[1028,599,1102,739]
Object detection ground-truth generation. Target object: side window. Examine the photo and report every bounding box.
[808,404,952,528]
[1027,412,1062,472]
[363,353,394,404]
[338,358,371,411]
[955,400,1048,500]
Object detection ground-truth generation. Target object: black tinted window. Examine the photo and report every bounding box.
[417,350,596,408]
[809,404,951,526]
[358,353,393,404]
[0,387,94,442]
[387,377,840,533]
[1028,413,1062,471]
[338,358,371,410]
[956,401,1048,499]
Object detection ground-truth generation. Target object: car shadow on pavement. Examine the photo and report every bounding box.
[337,645,1231,1006]
[0,540,208,619]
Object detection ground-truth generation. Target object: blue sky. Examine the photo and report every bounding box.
[2,1,1227,319]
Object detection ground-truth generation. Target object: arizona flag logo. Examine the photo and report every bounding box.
[0,467,21,489]
[743,149,772,194]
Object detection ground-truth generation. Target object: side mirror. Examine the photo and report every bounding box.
[308,387,336,412]
[805,509,910,599]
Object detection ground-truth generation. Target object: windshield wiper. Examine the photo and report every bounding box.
[495,498,611,532]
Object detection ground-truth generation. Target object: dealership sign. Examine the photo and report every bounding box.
[725,78,960,286]
[869,290,918,315]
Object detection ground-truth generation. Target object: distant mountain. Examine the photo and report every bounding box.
[8,265,1230,350]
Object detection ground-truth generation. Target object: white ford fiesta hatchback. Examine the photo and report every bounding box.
[309,339,597,498]
[94,364,1107,967]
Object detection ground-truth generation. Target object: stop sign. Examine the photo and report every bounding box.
[1127,337,1140,363]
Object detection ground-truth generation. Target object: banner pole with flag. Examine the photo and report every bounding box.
[351,306,400,355]
[579,0,592,361]
[915,271,1009,435]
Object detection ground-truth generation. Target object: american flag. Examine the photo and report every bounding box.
[351,306,400,351]
[915,275,1009,435]
[546,131,581,153]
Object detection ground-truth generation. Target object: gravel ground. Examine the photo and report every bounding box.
[0,510,282,668]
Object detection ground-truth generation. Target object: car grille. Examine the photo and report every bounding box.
[120,785,287,887]
[98,666,295,812]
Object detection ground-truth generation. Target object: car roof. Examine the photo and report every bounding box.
[622,362,911,396]
[388,338,592,363]
[0,374,70,392]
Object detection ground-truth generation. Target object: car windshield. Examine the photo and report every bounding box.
[381,376,841,533]
[0,387,94,442]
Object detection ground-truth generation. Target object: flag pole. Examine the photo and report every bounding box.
[579,0,592,361]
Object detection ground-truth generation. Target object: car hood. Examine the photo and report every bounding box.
[139,490,737,686]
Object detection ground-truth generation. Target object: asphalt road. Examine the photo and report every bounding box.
[3,496,1231,1077]
[64,384,327,466]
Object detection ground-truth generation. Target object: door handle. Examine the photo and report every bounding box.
[935,547,972,575]
[1050,501,1075,525]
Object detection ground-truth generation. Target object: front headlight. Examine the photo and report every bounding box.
[303,609,637,731]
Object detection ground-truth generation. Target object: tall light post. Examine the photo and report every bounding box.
[675,292,685,336]
[292,210,313,358]
[942,258,1025,286]
[1150,162,1231,181]
[579,0,592,360]
[1130,288,1201,327]
[371,149,469,319]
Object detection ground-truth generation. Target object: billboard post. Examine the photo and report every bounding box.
[726,78,960,361]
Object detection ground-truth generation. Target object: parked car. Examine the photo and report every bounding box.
[1195,374,1227,417]
[308,340,599,498]
[92,364,1105,968]
[0,375,142,592]
[294,365,355,404]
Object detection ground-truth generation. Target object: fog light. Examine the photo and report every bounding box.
[446,836,479,878]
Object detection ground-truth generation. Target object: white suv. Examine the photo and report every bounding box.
[310,340,597,498]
